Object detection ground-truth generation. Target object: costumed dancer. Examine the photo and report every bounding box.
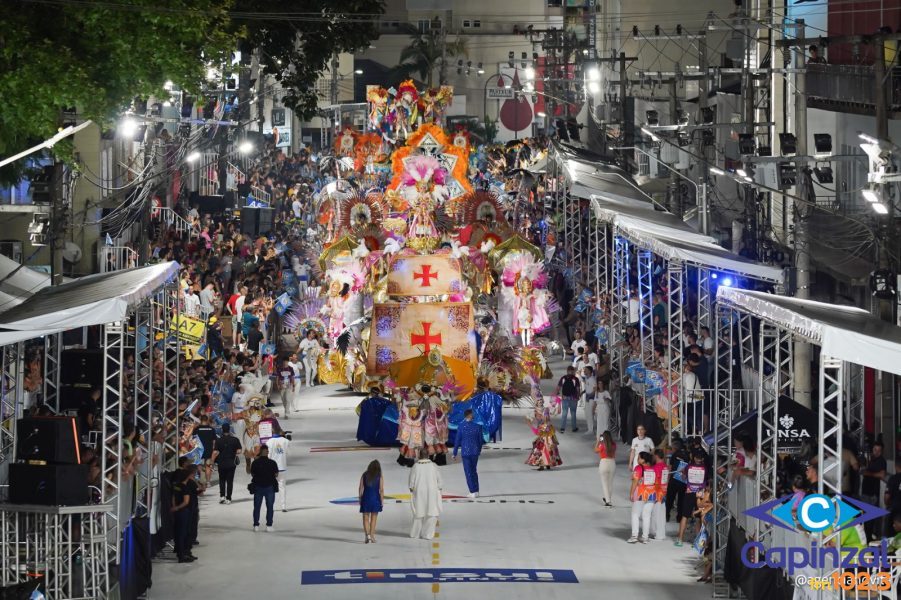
[525,395,562,471]
[419,384,449,462]
[501,255,551,346]
[396,389,424,467]
[298,330,321,387]
[322,279,348,341]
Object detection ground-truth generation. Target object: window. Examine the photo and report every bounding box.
[380,20,400,30]
[418,18,440,33]
[462,19,481,29]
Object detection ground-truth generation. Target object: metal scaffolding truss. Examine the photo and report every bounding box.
[695,267,713,332]
[712,304,735,598]
[755,324,792,549]
[610,234,630,380]
[637,249,654,366]
[43,333,62,412]
[665,260,684,443]
[0,503,112,599]
[563,188,583,283]
[0,342,23,476]
[152,287,181,470]
[818,355,844,500]
[132,303,153,518]
[100,322,125,565]
[586,219,608,297]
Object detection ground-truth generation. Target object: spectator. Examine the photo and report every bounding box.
[250,445,279,532]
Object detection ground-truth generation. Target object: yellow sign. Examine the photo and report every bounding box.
[170,314,206,344]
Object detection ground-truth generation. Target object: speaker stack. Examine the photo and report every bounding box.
[59,348,103,411]
[10,417,89,506]
[240,206,275,236]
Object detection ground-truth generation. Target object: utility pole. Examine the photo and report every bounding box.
[792,20,812,409]
[49,162,65,286]
[330,53,339,106]
[669,76,682,218]
[697,33,710,234]
[438,15,448,86]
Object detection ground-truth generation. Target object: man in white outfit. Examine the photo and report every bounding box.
[288,353,303,411]
[408,448,442,539]
[266,426,290,512]
[595,380,613,436]
[581,365,597,437]
[298,331,320,387]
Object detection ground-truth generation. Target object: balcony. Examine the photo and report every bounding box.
[806,63,901,116]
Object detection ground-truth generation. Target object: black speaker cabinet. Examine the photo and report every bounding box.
[16,417,81,465]
[9,463,90,506]
[240,207,275,236]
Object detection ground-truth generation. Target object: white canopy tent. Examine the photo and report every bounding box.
[0,253,57,311]
[718,287,901,377]
[590,195,783,282]
[0,261,180,345]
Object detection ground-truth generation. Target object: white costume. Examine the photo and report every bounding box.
[596,389,612,435]
[266,435,290,512]
[408,458,443,539]
[298,338,320,386]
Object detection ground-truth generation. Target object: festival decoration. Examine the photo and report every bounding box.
[366,302,476,375]
[499,253,552,346]
[422,86,454,123]
[334,127,358,158]
[386,254,465,297]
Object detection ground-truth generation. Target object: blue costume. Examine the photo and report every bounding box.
[359,474,382,513]
[453,420,484,494]
[448,389,503,446]
[356,395,400,447]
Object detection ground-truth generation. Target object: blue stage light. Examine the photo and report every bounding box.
[710,273,718,280]
[721,277,734,287]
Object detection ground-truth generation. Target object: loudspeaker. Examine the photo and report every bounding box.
[194,194,227,214]
[240,207,275,236]
[61,348,103,387]
[9,463,90,506]
[16,417,81,465]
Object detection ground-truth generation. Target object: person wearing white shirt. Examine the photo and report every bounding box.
[586,348,600,371]
[699,326,715,356]
[581,366,598,437]
[682,363,702,435]
[295,262,310,296]
[266,428,290,512]
[627,292,640,327]
[291,197,303,219]
[596,381,613,435]
[628,425,655,470]
[184,289,201,318]
[298,331,321,386]
[570,331,587,358]
[288,353,303,409]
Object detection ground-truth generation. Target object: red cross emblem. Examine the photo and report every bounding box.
[410,322,442,354]
[413,265,439,287]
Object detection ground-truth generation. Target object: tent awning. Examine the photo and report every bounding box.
[0,261,180,345]
[0,254,58,312]
[590,196,784,282]
[717,287,901,377]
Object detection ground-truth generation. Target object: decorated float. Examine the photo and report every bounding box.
[280,81,557,456]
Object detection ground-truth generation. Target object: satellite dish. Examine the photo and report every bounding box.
[62,241,83,264]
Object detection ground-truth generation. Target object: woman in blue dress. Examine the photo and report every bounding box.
[359,460,384,543]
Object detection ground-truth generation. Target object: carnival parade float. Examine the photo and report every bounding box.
[281,81,556,458]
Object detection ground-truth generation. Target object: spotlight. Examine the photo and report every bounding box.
[814,133,832,155]
[777,162,797,188]
[186,151,201,163]
[757,145,772,157]
[676,131,690,146]
[700,107,715,125]
[354,69,363,75]
[119,117,138,138]
[720,277,734,287]
[872,202,889,214]
[164,80,174,91]
[586,66,600,82]
[813,165,833,184]
[477,62,484,74]
[738,134,756,155]
[537,111,547,118]
[27,213,50,246]
[238,141,254,154]
[779,133,797,155]
[675,109,689,126]
[525,67,535,80]
[710,167,725,176]
[736,169,748,177]
[862,188,881,203]
[711,273,718,280]
[587,81,600,94]
[646,110,659,126]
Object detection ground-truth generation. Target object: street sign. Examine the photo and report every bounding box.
[487,88,515,99]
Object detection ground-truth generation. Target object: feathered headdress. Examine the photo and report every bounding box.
[397,79,419,102]
[501,253,548,289]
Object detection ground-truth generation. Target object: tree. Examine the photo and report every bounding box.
[0,0,237,182]
[236,0,385,119]
[393,24,468,87]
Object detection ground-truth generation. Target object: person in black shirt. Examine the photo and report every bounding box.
[247,321,264,355]
[178,456,202,548]
[250,445,280,532]
[212,423,242,504]
[884,458,901,537]
[195,415,217,486]
[555,366,581,433]
[666,438,690,523]
[171,465,197,563]
[860,441,887,540]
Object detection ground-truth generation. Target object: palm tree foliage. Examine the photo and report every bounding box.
[392,24,467,87]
